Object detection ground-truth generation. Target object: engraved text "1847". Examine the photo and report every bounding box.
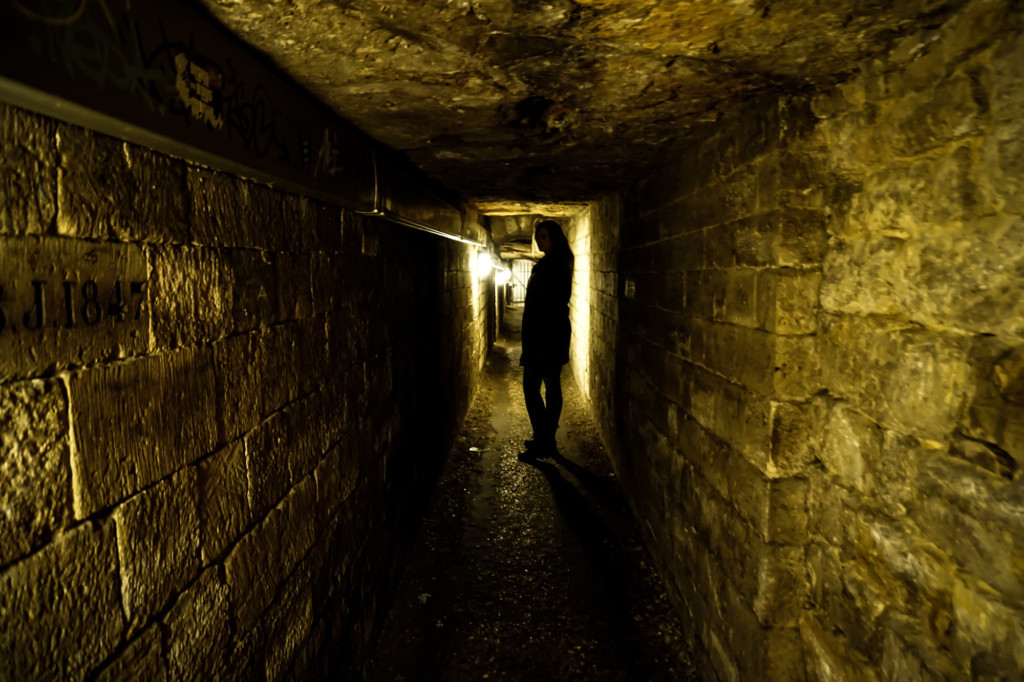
[0,280,147,334]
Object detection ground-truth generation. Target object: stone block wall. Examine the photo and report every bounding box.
[0,103,490,680]
[802,1,1024,677]
[592,0,1024,679]
[615,93,821,679]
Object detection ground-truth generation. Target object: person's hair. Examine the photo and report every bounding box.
[536,219,574,272]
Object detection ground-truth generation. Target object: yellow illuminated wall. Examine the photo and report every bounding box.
[568,208,593,401]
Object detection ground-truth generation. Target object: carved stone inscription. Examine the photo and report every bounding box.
[0,238,148,379]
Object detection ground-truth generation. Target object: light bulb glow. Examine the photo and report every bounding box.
[495,268,511,285]
[474,251,493,278]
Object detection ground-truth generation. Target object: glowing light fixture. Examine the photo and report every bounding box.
[495,268,512,285]
[474,251,494,279]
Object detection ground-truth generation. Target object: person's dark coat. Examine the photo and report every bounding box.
[520,253,571,368]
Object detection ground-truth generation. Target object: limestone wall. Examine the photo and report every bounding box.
[0,104,490,680]
[567,197,620,418]
[603,0,1024,678]
[804,1,1024,676]
[616,98,819,679]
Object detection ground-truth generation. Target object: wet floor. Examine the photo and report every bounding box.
[365,307,695,681]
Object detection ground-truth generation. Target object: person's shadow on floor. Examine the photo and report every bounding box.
[518,455,651,680]
[549,450,632,519]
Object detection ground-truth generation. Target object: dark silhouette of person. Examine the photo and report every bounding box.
[520,219,573,457]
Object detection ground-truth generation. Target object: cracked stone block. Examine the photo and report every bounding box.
[114,469,200,630]
[263,563,314,682]
[57,126,189,243]
[188,168,286,251]
[149,245,234,349]
[93,625,166,682]
[199,440,251,564]
[0,103,56,236]
[214,324,301,443]
[0,378,71,565]
[226,507,284,632]
[69,347,217,517]
[165,566,230,680]
[0,522,123,680]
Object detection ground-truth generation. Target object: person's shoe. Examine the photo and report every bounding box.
[524,438,555,456]
[517,449,540,462]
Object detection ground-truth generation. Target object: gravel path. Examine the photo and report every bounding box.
[366,312,695,681]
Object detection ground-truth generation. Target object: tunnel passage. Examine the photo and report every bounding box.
[2,0,1024,680]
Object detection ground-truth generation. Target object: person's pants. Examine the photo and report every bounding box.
[523,364,563,443]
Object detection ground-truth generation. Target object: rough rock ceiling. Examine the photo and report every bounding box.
[198,0,966,210]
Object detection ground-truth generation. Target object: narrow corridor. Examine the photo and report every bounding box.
[2,3,1020,678]
[365,308,696,681]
